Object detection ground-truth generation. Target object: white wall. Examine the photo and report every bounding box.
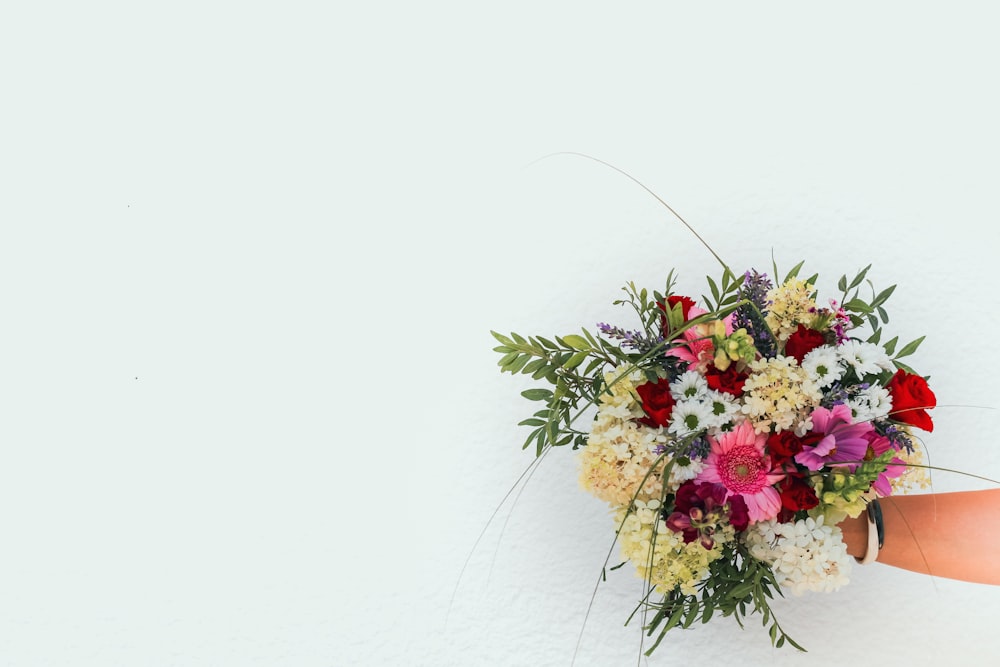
[3,2,999,666]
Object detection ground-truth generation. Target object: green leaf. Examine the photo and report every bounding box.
[837,274,847,292]
[872,284,896,305]
[537,336,558,350]
[843,298,873,313]
[521,358,546,375]
[490,330,514,346]
[563,351,589,369]
[848,264,872,289]
[784,260,805,282]
[506,353,531,373]
[882,335,899,356]
[521,388,553,401]
[894,335,925,359]
[561,334,591,351]
[497,351,518,367]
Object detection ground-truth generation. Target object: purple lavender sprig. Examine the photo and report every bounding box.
[733,269,777,358]
[597,322,664,354]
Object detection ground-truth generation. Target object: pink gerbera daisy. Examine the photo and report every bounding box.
[696,420,784,523]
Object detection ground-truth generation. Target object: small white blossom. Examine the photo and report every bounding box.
[744,516,852,595]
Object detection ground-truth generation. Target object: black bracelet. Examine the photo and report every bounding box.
[869,498,885,550]
[855,498,884,565]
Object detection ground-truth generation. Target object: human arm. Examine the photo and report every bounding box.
[839,489,1000,585]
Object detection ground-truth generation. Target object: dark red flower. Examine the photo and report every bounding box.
[658,295,697,336]
[778,474,819,513]
[766,430,804,467]
[635,377,675,428]
[666,481,728,547]
[704,364,748,396]
[727,495,750,532]
[784,324,826,363]
[886,369,936,432]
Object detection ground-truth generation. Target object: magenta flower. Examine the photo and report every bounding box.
[864,431,906,496]
[794,404,872,471]
[696,420,784,523]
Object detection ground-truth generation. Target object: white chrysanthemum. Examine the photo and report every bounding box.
[670,371,709,401]
[668,400,714,437]
[744,515,852,595]
[703,390,740,429]
[801,345,845,388]
[848,384,893,423]
[667,457,705,487]
[838,340,893,378]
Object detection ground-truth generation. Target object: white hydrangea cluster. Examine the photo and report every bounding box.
[616,499,730,595]
[740,356,822,435]
[764,278,817,341]
[579,366,669,505]
[744,515,852,595]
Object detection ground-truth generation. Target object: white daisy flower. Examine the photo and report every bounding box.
[670,371,709,401]
[801,345,845,388]
[668,400,714,437]
[849,384,893,423]
[703,390,740,428]
[838,340,893,378]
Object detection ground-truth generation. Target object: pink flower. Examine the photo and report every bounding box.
[794,404,872,471]
[697,420,784,523]
[864,431,906,496]
[667,308,735,372]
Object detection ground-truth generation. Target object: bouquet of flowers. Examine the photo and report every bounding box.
[493,260,935,654]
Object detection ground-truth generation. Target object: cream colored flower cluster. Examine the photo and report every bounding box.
[615,500,730,595]
[578,367,668,505]
[891,440,932,494]
[764,277,817,341]
[740,356,822,434]
[744,515,852,595]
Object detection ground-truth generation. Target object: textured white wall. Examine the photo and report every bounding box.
[3,2,999,667]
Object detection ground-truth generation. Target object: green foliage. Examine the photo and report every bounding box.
[492,329,633,455]
[640,542,804,655]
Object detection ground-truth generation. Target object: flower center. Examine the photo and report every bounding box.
[719,445,767,493]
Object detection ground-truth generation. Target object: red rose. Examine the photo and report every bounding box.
[658,295,697,336]
[766,431,804,467]
[635,377,676,428]
[774,474,819,522]
[778,475,819,512]
[784,324,826,363]
[886,369,936,432]
[704,364,748,396]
